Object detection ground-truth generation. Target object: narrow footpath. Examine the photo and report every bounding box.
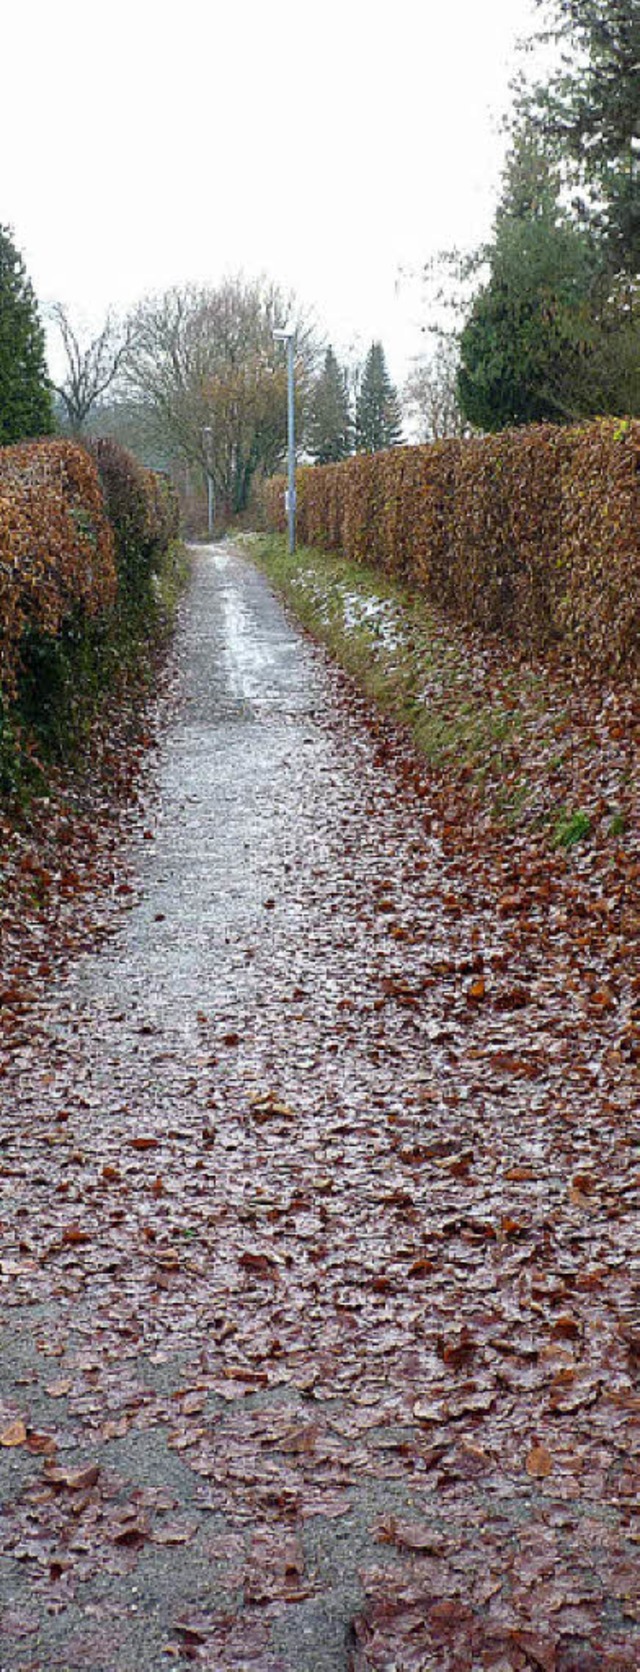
[0,545,636,1672]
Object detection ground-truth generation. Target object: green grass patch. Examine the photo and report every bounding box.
[553,808,592,849]
[608,810,626,838]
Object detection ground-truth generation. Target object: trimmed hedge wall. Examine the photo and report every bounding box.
[0,439,116,696]
[0,438,180,701]
[260,419,639,675]
[0,438,182,793]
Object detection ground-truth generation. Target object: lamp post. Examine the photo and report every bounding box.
[202,425,214,538]
[273,325,296,554]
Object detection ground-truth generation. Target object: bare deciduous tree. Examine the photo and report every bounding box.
[122,277,320,518]
[49,303,135,434]
[403,338,469,442]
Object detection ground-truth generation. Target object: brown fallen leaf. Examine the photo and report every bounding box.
[44,1378,73,1398]
[151,1518,199,1545]
[413,1400,443,1423]
[249,1091,296,1122]
[109,1514,149,1547]
[129,1135,159,1151]
[174,1617,210,1645]
[526,1443,553,1478]
[43,1462,100,1491]
[510,1629,557,1672]
[101,1416,130,1440]
[182,1392,207,1415]
[438,1330,477,1369]
[153,1250,182,1271]
[569,1184,592,1208]
[406,1257,435,1277]
[0,1420,27,1447]
[376,1516,446,1554]
[239,1250,279,1278]
[25,1431,57,1455]
[551,1314,582,1340]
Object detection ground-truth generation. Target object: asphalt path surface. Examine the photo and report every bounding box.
[0,544,636,1671]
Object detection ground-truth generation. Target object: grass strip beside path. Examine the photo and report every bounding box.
[246,533,638,859]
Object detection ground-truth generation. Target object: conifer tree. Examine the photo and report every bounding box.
[0,225,53,444]
[522,0,640,272]
[457,126,640,430]
[307,347,352,464]
[355,342,403,452]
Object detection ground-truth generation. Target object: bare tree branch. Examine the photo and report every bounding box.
[49,303,136,433]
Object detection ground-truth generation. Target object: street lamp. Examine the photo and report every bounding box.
[202,425,214,539]
[273,324,296,554]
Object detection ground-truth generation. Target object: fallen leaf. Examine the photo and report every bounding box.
[62,1224,90,1246]
[151,1518,199,1545]
[376,1516,446,1554]
[526,1443,553,1478]
[239,1251,279,1277]
[0,1420,27,1447]
[25,1431,57,1455]
[43,1462,100,1491]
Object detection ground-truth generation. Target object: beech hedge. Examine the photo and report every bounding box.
[0,437,180,700]
[0,438,116,697]
[261,419,639,675]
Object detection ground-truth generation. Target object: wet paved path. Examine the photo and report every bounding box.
[0,546,636,1671]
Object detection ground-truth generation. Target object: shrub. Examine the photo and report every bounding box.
[87,438,180,599]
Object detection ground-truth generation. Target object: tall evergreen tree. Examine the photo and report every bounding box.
[457,127,640,430]
[308,347,352,463]
[0,225,53,444]
[355,342,403,452]
[519,0,640,271]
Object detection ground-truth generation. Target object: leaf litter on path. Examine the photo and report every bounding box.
[0,546,637,1671]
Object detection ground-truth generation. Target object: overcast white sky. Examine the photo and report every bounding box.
[3,0,541,386]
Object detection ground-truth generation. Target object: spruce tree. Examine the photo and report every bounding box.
[308,347,352,464]
[0,225,53,444]
[355,342,403,452]
[522,0,640,272]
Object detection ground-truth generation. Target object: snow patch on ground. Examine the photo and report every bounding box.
[291,569,408,653]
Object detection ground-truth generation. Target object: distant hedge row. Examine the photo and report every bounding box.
[261,419,640,675]
[0,437,179,696]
